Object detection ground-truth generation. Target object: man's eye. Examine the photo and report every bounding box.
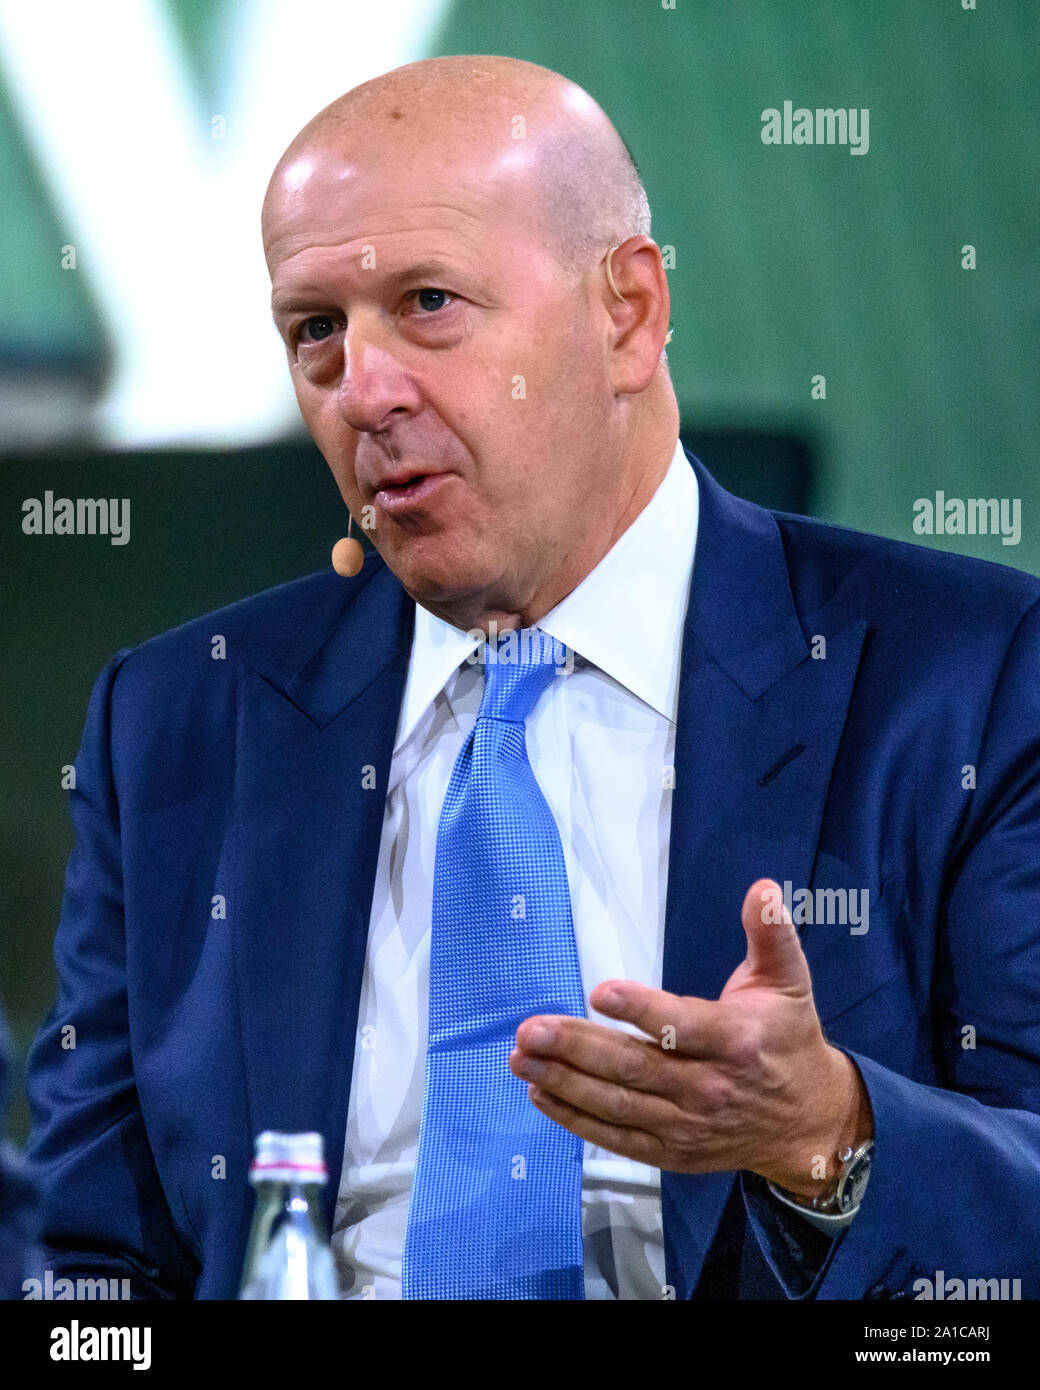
[299,316,337,344]
[293,292,453,348]
[411,288,454,313]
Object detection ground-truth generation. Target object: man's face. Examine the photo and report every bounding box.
[264,142,614,625]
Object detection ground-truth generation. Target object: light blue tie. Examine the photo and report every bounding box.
[402,627,586,1300]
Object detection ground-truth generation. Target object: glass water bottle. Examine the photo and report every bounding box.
[239,1131,340,1299]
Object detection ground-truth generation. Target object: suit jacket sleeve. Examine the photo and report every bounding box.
[742,596,1040,1299]
[1,1009,40,1299]
[25,650,199,1300]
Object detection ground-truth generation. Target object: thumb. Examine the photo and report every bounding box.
[740,878,812,991]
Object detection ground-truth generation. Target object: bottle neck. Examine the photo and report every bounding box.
[240,1178,338,1298]
[251,1179,327,1208]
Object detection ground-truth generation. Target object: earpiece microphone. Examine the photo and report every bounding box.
[331,514,365,577]
[605,244,674,345]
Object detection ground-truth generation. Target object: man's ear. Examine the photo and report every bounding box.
[603,236,671,395]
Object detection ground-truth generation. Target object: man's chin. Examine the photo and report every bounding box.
[377,543,486,610]
[389,561,519,632]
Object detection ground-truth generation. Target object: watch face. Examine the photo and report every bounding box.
[839,1147,873,1212]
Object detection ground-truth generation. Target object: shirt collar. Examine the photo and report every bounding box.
[393,436,698,751]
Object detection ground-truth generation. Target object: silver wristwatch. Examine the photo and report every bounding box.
[767,1140,874,1232]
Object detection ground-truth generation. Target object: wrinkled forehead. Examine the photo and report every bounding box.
[263,135,545,275]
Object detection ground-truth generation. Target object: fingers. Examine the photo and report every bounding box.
[513,1014,682,1096]
[740,878,813,990]
[524,1083,668,1167]
[507,878,826,1176]
[589,981,730,1058]
[510,1014,688,1128]
[512,1049,681,1139]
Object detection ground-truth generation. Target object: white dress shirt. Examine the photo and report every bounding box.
[332,436,699,1299]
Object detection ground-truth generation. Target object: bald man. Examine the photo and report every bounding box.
[26,56,1040,1301]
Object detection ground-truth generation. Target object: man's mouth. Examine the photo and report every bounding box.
[373,466,429,491]
[374,472,452,512]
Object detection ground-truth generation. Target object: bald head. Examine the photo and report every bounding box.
[262,54,676,634]
[263,55,650,286]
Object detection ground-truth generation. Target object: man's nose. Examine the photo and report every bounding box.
[335,321,420,435]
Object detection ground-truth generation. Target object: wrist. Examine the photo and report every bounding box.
[768,1139,874,1224]
[760,1048,874,1200]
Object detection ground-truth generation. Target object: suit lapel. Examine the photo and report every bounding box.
[662,454,868,1297]
[226,560,412,1226]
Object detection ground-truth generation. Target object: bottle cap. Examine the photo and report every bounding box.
[249,1131,328,1185]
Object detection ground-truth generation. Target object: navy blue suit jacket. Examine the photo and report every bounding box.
[26,450,1040,1299]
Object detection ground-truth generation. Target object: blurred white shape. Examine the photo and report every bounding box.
[0,0,450,446]
[215,0,452,440]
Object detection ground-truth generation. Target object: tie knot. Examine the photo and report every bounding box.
[478,628,568,724]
